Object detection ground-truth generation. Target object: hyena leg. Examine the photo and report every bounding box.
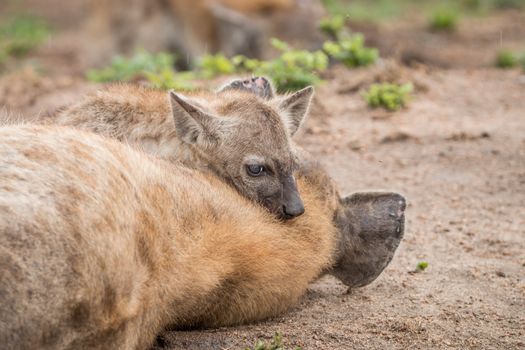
[330,192,406,289]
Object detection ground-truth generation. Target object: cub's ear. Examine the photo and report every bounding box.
[169,91,221,147]
[279,86,314,136]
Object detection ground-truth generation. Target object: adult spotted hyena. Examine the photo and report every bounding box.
[55,83,313,219]
[0,125,405,349]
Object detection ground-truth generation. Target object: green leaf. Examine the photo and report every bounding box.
[198,53,235,78]
[495,50,517,69]
[271,38,290,52]
[417,261,429,271]
[364,83,413,111]
[322,33,378,68]
[0,16,50,65]
[86,49,176,83]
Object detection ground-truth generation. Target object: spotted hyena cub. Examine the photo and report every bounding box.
[55,80,312,219]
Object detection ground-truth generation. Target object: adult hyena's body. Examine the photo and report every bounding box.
[0,125,337,349]
[0,125,405,349]
[54,84,189,162]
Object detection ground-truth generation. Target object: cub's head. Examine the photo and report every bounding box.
[168,81,313,220]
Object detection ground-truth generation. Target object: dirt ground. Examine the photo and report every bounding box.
[1,4,524,350]
[355,9,525,69]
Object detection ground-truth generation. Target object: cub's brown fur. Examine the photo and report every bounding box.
[0,125,405,349]
[55,84,313,219]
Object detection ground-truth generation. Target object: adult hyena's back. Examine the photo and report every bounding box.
[0,125,339,347]
[0,139,80,348]
[0,126,151,349]
[0,201,77,349]
[54,85,173,139]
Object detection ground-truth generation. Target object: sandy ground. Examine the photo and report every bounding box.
[356,9,525,68]
[1,4,524,350]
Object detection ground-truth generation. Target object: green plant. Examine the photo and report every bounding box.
[429,8,459,31]
[145,70,196,90]
[86,49,197,90]
[319,14,378,68]
[318,15,345,40]
[495,50,517,68]
[245,333,301,350]
[0,16,50,64]
[231,55,262,71]
[416,261,429,272]
[86,30,376,93]
[323,33,378,68]
[86,50,175,82]
[234,39,328,92]
[262,39,328,92]
[197,53,235,78]
[364,83,413,111]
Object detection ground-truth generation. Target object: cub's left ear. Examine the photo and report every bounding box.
[279,86,314,136]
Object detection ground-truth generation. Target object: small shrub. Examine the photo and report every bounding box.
[262,39,328,92]
[145,70,195,90]
[231,55,262,71]
[0,16,50,64]
[87,50,175,82]
[245,333,301,350]
[429,9,458,31]
[495,50,517,68]
[319,15,378,68]
[416,261,429,272]
[323,33,378,68]
[318,15,345,40]
[234,39,328,92]
[197,53,235,78]
[364,83,413,112]
[87,49,196,90]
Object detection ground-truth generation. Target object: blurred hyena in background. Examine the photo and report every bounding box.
[85,0,325,67]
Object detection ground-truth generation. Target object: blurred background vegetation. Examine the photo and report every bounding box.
[0,0,524,109]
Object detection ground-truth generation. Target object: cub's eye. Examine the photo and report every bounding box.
[246,164,265,177]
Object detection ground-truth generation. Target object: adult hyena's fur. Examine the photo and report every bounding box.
[54,84,312,219]
[0,125,405,349]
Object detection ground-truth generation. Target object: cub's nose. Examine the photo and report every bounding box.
[282,202,305,219]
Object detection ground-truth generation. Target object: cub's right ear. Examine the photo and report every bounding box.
[279,86,314,136]
[169,91,221,147]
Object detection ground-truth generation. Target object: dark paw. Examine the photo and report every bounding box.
[331,192,406,288]
[344,192,406,241]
